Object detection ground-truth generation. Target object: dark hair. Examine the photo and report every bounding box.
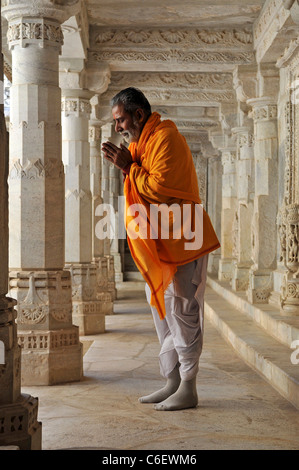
[110,87,151,118]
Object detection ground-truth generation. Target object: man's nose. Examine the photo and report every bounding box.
[115,122,122,133]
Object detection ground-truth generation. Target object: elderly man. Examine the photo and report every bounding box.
[102,87,220,411]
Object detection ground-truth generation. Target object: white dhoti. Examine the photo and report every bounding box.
[145,254,209,382]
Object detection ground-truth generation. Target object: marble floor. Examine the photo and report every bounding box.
[22,281,299,451]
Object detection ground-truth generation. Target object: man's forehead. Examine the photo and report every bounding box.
[112,103,127,119]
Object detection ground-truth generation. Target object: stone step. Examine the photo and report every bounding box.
[207,275,299,348]
[123,271,144,281]
[204,284,299,410]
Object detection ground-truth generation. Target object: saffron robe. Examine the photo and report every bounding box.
[124,112,220,320]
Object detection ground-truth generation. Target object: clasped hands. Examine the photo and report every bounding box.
[102,141,133,171]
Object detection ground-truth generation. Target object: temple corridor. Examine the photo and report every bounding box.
[21,281,299,450]
[1,0,299,451]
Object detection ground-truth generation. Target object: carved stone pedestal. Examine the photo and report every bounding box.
[9,270,83,385]
[218,258,234,282]
[281,274,299,315]
[231,261,251,291]
[247,267,273,304]
[94,256,113,314]
[67,263,106,334]
[0,297,41,449]
[105,255,117,301]
[0,393,41,450]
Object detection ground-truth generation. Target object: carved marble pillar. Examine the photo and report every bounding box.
[89,98,113,314]
[192,150,207,210]
[246,97,279,303]
[274,60,299,315]
[0,5,41,448]
[218,147,238,282]
[100,123,117,300]
[109,163,123,282]
[231,126,255,291]
[3,0,83,386]
[207,154,222,275]
[62,90,106,334]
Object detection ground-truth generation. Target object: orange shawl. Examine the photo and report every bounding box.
[124,112,220,319]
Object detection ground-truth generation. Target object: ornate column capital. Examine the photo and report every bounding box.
[232,126,254,149]
[2,0,80,24]
[220,148,237,167]
[247,97,277,122]
[61,90,93,118]
[6,18,64,51]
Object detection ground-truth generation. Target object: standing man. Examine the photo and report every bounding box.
[102,88,220,411]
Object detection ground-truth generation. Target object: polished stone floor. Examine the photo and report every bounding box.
[22,282,299,451]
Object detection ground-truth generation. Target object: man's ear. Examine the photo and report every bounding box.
[135,108,146,124]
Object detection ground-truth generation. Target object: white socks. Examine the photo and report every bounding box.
[139,364,198,411]
[139,364,181,404]
[154,377,198,411]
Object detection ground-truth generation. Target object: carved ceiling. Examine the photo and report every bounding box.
[84,0,266,147]
[3,1,299,150]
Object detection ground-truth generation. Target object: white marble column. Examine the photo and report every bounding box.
[62,89,106,334]
[89,97,113,314]
[109,159,123,283]
[218,146,238,282]
[0,4,41,448]
[231,125,255,291]
[247,97,278,303]
[100,123,117,300]
[207,154,222,275]
[273,60,299,314]
[193,150,207,210]
[3,0,83,386]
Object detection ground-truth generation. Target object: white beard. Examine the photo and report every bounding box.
[121,119,140,143]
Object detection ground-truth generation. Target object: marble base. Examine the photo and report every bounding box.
[207,251,221,276]
[247,268,273,304]
[18,327,83,385]
[67,262,107,334]
[72,301,106,335]
[218,258,233,282]
[0,394,41,450]
[0,296,21,404]
[231,261,251,292]
[280,275,299,316]
[105,255,117,301]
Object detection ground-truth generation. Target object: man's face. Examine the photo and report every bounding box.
[112,103,143,144]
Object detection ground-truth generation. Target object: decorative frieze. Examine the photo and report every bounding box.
[93,28,253,48]
[91,49,255,67]
[111,71,233,89]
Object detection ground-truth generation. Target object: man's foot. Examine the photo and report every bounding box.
[153,378,198,411]
[139,364,181,404]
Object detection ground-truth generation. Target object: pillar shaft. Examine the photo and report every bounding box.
[3,3,83,386]
[231,126,255,291]
[247,97,278,303]
[218,147,238,281]
[89,115,113,313]
[207,155,222,275]
[62,90,106,333]
[99,123,117,298]
[0,1,44,449]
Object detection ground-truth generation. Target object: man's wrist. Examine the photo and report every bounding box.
[122,162,132,175]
